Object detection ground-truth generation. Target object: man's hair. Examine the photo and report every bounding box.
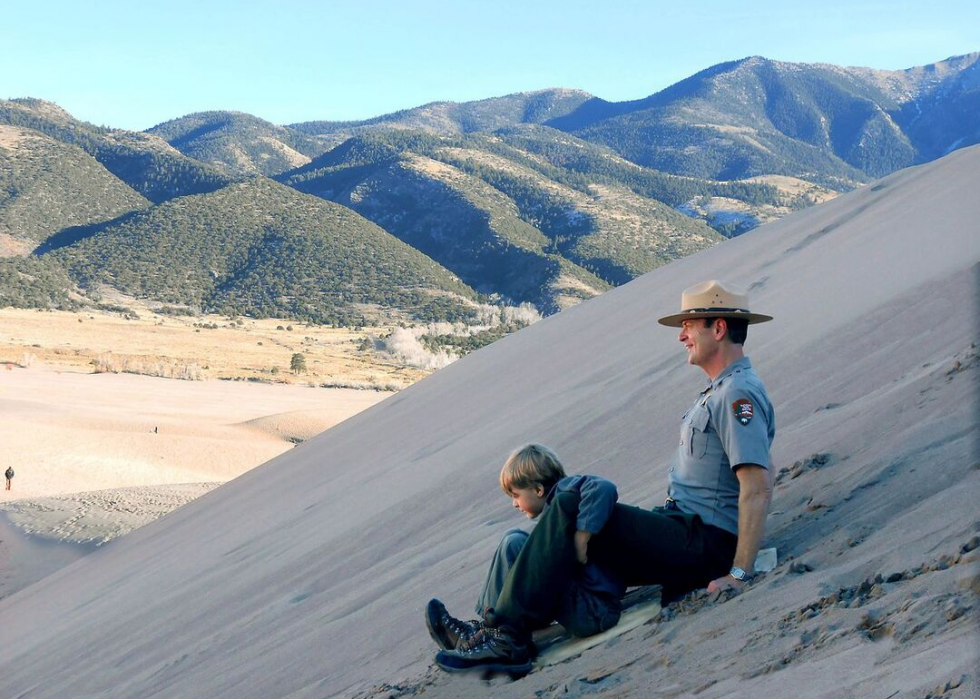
[703,317,749,345]
[500,444,566,494]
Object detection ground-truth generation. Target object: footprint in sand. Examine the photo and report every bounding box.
[775,452,838,487]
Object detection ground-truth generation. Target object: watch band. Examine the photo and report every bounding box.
[729,566,751,581]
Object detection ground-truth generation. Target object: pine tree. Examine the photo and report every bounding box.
[290,353,307,374]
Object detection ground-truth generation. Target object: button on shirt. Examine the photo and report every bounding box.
[667,357,775,536]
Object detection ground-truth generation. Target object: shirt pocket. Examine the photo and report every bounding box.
[687,405,710,458]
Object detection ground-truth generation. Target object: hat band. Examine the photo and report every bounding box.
[682,307,752,314]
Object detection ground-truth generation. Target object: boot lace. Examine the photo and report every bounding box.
[455,624,499,653]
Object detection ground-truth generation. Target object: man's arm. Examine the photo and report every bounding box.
[707,464,772,592]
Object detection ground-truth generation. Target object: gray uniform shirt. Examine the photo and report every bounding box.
[667,357,775,536]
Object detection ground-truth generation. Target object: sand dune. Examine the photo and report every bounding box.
[0,368,388,597]
[2,483,220,545]
[0,484,222,598]
[241,409,355,444]
[0,146,977,699]
[0,368,388,500]
[0,513,93,604]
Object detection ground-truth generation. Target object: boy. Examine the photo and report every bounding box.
[426,444,624,675]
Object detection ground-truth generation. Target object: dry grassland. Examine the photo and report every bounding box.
[0,302,428,389]
[745,174,841,204]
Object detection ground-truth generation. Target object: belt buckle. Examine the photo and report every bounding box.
[664,497,679,511]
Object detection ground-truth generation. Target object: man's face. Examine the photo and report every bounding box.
[678,318,719,368]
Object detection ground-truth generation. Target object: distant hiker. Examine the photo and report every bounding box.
[5,466,13,490]
[432,280,775,675]
[427,445,624,674]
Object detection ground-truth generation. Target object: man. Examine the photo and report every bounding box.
[433,280,775,675]
[5,466,13,491]
[657,279,775,595]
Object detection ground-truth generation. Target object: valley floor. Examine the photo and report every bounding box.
[0,305,424,595]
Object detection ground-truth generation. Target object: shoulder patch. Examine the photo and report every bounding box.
[732,398,754,425]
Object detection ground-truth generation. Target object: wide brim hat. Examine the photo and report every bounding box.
[657,280,773,327]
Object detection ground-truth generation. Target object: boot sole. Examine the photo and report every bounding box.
[434,656,532,677]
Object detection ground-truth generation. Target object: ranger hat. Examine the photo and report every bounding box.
[657,279,773,327]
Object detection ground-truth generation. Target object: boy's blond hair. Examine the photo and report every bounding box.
[500,444,566,494]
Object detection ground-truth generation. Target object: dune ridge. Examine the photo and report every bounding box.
[0,147,977,699]
[240,409,346,444]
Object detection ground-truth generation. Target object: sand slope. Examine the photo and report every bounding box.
[0,147,977,699]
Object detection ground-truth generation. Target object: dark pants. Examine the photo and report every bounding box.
[476,529,620,637]
[553,583,621,638]
[492,491,736,633]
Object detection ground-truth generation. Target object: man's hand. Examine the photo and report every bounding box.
[706,465,770,595]
[707,574,744,594]
[574,530,592,564]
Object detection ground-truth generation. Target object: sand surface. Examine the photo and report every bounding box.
[0,146,978,699]
[0,511,95,601]
[0,366,389,501]
[0,366,389,582]
[1,483,221,542]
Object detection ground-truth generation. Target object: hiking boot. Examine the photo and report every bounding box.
[425,598,480,651]
[434,624,532,676]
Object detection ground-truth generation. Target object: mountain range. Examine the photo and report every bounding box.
[2,52,976,323]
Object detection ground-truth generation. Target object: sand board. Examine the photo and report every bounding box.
[532,586,662,668]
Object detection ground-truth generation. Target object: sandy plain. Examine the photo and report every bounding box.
[0,303,420,591]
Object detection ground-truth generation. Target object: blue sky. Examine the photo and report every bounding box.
[4,0,977,131]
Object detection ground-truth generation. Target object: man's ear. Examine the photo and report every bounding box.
[713,318,728,340]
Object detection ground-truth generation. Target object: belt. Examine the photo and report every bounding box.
[664,497,680,511]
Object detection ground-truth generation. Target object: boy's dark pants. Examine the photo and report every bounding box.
[491,492,737,634]
[477,529,619,637]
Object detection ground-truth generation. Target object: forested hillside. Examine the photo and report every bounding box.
[148,112,332,177]
[50,178,479,326]
[0,99,233,203]
[280,129,734,310]
[0,125,148,245]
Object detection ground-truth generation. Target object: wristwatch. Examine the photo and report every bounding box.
[729,566,752,582]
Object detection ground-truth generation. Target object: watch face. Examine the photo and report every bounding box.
[730,567,748,581]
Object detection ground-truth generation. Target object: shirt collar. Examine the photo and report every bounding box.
[703,357,753,394]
